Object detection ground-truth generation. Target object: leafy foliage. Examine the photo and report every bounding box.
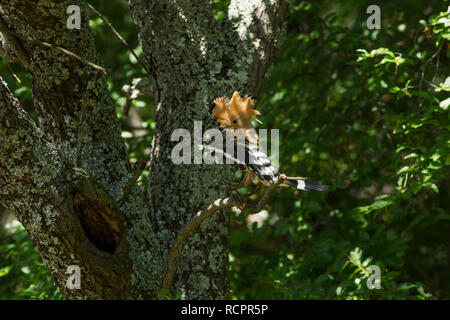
[230,0,449,299]
[0,220,61,299]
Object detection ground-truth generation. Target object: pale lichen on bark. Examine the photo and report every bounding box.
[129,0,289,299]
[0,0,161,299]
[0,0,288,299]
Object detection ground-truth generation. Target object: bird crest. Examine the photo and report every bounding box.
[210,91,261,143]
[211,91,260,130]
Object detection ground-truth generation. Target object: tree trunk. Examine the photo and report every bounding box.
[0,0,288,299]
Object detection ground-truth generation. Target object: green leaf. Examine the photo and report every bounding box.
[0,266,12,277]
[439,97,450,110]
[436,77,450,92]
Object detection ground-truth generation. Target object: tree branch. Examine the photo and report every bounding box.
[76,82,90,168]
[159,175,286,298]
[119,159,147,203]
[0,14,33,72]
[0,78,138,299]
[245,174,286,213]
[86,3,150,76]
[0,77,60,208]
[129,0,290,299]
[159,196,237,298]
[0,1,163,298]
[121,77,154,116]
[37,40,107,75]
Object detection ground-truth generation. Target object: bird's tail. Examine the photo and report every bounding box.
[282,178,328,191]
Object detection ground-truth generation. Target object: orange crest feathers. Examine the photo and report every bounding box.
[211,91,260,131]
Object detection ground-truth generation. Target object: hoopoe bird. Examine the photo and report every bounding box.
[210,91,260,144]
[210,91,328,192]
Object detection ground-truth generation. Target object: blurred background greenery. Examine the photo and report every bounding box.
[0,0,448,299]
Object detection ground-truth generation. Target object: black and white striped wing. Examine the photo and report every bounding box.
[233,140,278,185]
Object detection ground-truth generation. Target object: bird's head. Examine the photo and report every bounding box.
[210,91,260,130]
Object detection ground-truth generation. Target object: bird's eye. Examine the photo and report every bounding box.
[232,119,238,124]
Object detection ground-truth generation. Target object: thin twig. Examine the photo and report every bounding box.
[86,3,150,75]
[240,183,262,203]
[4,60,21,83]
[0,14,107,75]
[160,196,238,297]
[119,160,147,202]
[0,15,106,74]
[402,158,414,188]
[418,40,444,108]
[0,15,33,72]
[430,41,443,83]
[159,175,287,298]
[424,79,439,89]
[347,255,369,276]
[39,41,107,74]
[246,175,286,213]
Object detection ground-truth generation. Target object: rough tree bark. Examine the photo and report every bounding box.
[0,0,288,299]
